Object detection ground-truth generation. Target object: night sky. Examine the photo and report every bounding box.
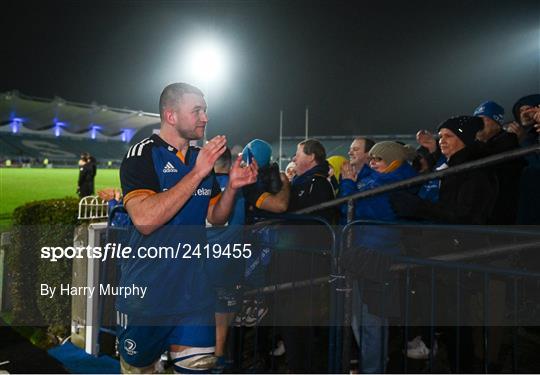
[2,0,539,145]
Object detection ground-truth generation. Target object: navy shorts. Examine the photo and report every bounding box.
[117,310,215,368]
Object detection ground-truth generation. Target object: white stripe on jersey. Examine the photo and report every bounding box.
[136,139,153,156]
[126,145,135,158]
[127,138,153,158]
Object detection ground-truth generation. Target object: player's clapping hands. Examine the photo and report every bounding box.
[228,154,258,189]
[194,135,227,178]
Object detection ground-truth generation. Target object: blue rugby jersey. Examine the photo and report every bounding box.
[118,134,221,317]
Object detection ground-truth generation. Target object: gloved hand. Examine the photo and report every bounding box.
[389,191,423,218]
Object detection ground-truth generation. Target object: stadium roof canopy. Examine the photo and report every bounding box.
[0,91,160,137]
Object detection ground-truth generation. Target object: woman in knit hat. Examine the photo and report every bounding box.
[368,141,411,174]
[340,140,418,373]
[339,141,418,221]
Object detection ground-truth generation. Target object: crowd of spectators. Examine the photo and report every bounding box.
[105,93,539,373]
[221,93,540,373]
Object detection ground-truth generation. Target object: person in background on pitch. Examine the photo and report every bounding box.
[77,152,95,198]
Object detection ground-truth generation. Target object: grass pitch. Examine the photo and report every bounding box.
[0,168,120,230]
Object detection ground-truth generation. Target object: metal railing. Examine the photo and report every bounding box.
[95,144,540,372]
[297,144,539,216]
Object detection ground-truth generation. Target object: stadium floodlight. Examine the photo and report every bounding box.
[184,39,229,87]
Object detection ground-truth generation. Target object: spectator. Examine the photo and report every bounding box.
[342,137,376,185]
[242,139,290,223]
[341,141,417,221]
[508,94,540,224]
[285,161,296,182]
[413,130,447,203]
[473,100,525,224]
[508,94,540,148]
[391,116,497,224]
[233,139,290,366]
[341,141,417,373]
[327,155,347,195]
[288,139,336,221]
[273,139,336,373]
[390,116,498,372]
[416,129,445,170]
[338,137,375,223]
[97,188,129,227]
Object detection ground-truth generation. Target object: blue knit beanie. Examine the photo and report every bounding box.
[242,139,272,167]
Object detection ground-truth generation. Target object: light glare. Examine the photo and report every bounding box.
[185,40,228,84]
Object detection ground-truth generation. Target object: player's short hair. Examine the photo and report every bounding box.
[159,83,204,120]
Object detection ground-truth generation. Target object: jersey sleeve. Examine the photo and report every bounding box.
[120,141,160,205]
[243,181,269,208]
[209,172,222,206]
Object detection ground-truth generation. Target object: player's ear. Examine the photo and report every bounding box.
[163,107,176,125]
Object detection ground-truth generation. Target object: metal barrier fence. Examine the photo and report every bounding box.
[87,217,540,372]
[90,145,539,372]
[226,145,540,373]
[339,222,540,373]
[219,214,337,373]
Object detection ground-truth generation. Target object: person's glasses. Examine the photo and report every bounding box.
[368,156,383,162]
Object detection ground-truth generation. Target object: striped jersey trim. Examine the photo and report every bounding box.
[126,138,154,158]
[176,150,185,163]
[255,192,271,209]
[123,189,156,205]
[209,192,222,206]
[116,311,129,329]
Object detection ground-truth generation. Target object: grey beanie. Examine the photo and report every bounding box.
[369,141,408,165]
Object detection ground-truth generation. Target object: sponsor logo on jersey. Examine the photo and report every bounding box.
[163,162,178,173]
[124,339,138,356]
[193,187,212,197]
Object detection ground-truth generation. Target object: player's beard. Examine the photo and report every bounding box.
[176,125,205,141]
